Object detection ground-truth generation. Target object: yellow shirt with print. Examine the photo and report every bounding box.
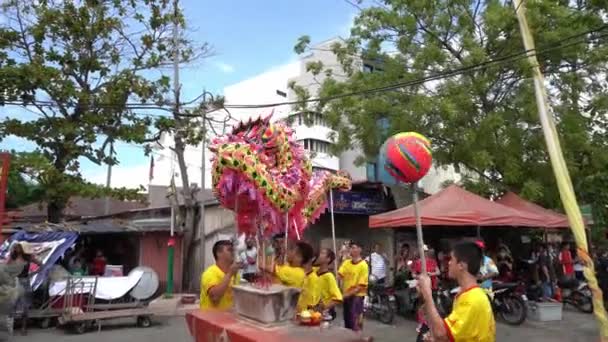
[275,264,306,288]
[338,259,368,297]
[317,270,343,307]
[297,270,320,311]
[199,264,240,310]
[444,286,496,342]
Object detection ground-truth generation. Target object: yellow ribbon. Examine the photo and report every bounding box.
[513,1,608,339]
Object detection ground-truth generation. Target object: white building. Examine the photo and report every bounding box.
[150,37,460,194]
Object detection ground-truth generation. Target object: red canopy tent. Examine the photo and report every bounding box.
[496,192,569,229]
[369,185,549,228]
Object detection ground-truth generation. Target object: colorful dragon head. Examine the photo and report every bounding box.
[209,113,352,237]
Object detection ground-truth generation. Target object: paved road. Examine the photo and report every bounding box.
[6,308,599,342]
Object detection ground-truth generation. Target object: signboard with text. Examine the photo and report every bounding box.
[331,190,390,215]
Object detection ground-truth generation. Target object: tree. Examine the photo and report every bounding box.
[291,0,608,220]
[0,0,209,222]
[5,153,42,209]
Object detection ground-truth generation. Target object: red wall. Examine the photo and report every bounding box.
[139,232,183,293]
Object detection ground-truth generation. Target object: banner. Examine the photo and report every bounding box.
[331,190,390,215]
[0,231,78,290]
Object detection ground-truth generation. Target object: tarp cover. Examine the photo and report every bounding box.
[0,231,78,290]
[369,185,548,228]
[48,269,144,300]
[496,192,569,228]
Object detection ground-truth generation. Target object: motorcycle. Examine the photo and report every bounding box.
[393,279,420,317]
[364,275,396,324]
[558,278,593,313]
[492,281,528,325]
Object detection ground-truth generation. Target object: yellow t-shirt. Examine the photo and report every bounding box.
[297,270,320,311]
[199,264,239,310]
[275,264,306,288]
[444,286,496,342]
[317,270,343,307]
[338,259,368,297]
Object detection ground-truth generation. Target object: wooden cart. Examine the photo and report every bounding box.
[56,276,154,334]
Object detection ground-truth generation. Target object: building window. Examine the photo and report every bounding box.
[363,63,384,73]
[366,162,377,181]
[276,89,287,97]
[299,139,331,154]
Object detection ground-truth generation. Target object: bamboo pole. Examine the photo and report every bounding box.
[413,183,427,274]
[513,1,608,339]
[330,190,338,275]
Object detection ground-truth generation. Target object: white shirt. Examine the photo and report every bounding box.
[240,247,258,274]
[367,252,387,280]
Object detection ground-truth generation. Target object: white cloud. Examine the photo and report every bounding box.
[83,163,151,190]
[214,61,235,73]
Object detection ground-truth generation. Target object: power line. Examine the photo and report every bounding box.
[1,24,606,114]
[221,28,608,110]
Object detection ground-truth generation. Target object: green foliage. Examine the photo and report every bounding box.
[6,154,42,209]
[292,0,608,220]
[0,0,192,221]
[7,151,144,215]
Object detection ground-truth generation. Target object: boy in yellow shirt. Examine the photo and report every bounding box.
[199,240,241,310]
[261,241,313,289]
[418,240,496,342]
[297,245,319,311]
[316,248,342,320]
[338,241,368,331]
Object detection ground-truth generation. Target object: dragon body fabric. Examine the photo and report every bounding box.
[209,115,352,237]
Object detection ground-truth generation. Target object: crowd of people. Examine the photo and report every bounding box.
[199,236,497,341]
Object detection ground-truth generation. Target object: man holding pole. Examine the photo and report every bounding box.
[417,241,495,341]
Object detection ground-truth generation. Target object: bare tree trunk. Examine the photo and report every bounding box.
[47,199,66,223]
[171,0,199,291]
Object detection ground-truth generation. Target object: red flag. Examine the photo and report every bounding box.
[149,156,154,181]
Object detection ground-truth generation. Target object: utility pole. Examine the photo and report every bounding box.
[104,140,114,215]
[165,0,180,298]
[200,112,206,269]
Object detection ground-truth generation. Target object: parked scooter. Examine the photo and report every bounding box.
[393,279,420,317]
[364,275,396,324]
[558,278,593,313]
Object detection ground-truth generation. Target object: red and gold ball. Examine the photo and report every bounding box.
[382,132,432,183]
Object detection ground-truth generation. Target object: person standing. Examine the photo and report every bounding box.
[200,240,241,310]
[90,249,107,276]
[8,243,41,336]
[338,240,352,266]
[412,247,440,290]
[574,252,585,281]
[338,241,369,332]
[297,245,319,312]
[411,247,440,330]
[316,248,342,320]
[395,243,411,273]
[477,241,499,292]
[240,236,258,283]
[418,241,496,342]
[559,242,575,280]
[536,244,554,300]
[366,243,388,284]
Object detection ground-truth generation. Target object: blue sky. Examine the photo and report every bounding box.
[1,0,357,188]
